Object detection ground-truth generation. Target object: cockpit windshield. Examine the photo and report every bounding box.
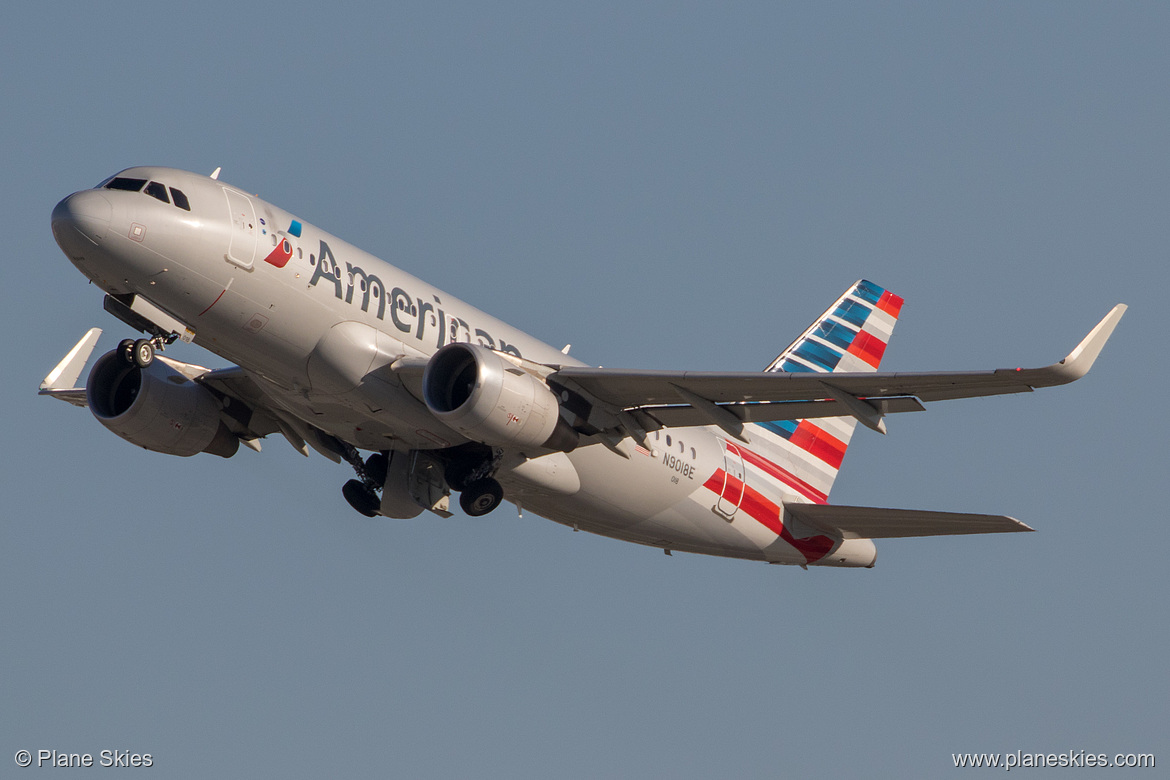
[144,181,169,203]
[105,177,147,192]
[102,177,191,211]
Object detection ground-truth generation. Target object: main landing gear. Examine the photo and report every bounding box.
[341,451,388,518]
[338,446,507,519]
[459,478,503,517]
[342,479,380,517]
[444,452,504,517]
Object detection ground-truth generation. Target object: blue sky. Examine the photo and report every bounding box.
[3,3,1166,777]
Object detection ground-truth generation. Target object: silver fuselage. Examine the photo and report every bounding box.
[51,166,855,565]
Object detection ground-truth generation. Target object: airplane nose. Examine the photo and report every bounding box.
[52,190,112,249]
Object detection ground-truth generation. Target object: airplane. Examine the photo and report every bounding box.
[43,166,1126,568]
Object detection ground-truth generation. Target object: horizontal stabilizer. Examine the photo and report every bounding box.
[784,502,1034,539]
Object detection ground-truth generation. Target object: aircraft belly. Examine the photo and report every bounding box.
[185,288,320,384]
[502,431,823,563]
[516,489,775,561]
[502,435,786,561]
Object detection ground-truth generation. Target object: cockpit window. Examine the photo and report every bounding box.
[100,175,192,211]
[144,181,170,204]
[105,177,147,192]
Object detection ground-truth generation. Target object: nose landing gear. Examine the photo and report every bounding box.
[116,333,175,368]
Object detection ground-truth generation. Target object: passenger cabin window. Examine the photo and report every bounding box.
[105,177,147,192]
[145,181,170,204]
[169,187,191,211]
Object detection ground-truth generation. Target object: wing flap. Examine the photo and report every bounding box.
[195,367,285,439]
[641,396,925,428]
[784,502,1035,539]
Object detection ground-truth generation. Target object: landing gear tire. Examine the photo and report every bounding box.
[118,339,136,364]
[342,479,380,517]
[364,452,388,486]
[132,338,154,368]
[460,478,504,517]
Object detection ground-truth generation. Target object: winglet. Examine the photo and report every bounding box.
[40,328,102,391]
[1047,304,1127,383]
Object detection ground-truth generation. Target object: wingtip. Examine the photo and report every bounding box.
[39,327,102,391]
[1053,303,1127,381]
[1010,517,1037,533]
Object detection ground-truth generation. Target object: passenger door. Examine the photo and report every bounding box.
[224,188,257,269]
[714,440,746,520]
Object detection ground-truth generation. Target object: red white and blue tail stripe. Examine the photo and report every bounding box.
[751,280,903,503]
[765,279,903,374]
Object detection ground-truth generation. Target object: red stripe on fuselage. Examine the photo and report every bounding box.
[702,469,834,563]
[735,445,828,504]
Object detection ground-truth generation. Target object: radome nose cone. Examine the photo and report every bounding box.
[52,190,112,247]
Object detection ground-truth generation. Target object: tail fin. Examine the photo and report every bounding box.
[751,280,903,501]
[765,279,903,374]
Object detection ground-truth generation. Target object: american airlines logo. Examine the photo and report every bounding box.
[307,240,524,357]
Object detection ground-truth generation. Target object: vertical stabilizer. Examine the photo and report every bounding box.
[751,280,903,502]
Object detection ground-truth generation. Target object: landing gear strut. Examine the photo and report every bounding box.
[340,446,386,518]
[444,459,479,492]
[364,452,389,486]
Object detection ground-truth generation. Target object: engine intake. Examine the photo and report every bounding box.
[86,351,239,458]
[423,343,578,451]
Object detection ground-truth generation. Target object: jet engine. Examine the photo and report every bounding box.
[422,343,578,451]
[86,350,239,458]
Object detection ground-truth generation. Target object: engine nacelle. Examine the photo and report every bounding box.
[86,351,239,458]
[422,343,578,451]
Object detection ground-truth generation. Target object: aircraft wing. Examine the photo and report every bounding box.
[548,305,1125,433]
